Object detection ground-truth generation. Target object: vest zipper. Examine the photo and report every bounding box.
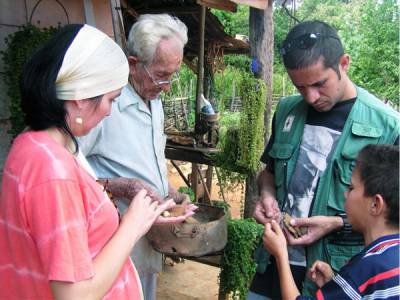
[280,162,288,212]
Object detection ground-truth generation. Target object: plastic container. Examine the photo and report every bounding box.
[200,94,215,114]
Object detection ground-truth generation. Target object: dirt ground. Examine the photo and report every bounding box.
[156,161,243,299]
[156,259,221,299]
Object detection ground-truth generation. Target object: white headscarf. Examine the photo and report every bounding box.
[56,24,129,100]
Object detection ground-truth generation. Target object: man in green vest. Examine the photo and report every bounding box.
[247,20,399,300]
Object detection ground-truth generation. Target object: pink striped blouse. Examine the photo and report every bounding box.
[0,131,143,300]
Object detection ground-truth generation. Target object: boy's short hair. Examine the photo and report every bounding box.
[356,144,399,227]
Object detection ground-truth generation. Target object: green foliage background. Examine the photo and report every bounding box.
[1,24,59,137]
[214,0,399,107]
[282,0,399,107]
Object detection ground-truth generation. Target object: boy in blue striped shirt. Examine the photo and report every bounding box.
[263,144,399,300]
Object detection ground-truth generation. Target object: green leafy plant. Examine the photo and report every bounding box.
[177,186,195,202]
[213,73,266,174]
[1,24,59,137]
[219,218,264,299]
[236,73,266,173]
[211,73,266,215]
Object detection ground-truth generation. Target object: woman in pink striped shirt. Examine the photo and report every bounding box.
[0,24,179,300]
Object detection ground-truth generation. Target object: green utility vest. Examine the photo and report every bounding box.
[255,86,399,296]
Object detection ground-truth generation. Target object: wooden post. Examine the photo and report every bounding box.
[109,0,125,49]
[195,4,206,124]
[205,166,213,202]
[244,0,274,218]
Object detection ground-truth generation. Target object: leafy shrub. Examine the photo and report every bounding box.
[1,24,59,137]
[219,218,263,299]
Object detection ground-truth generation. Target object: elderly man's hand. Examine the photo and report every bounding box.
[98,177,163,203]
[168,184,192,205]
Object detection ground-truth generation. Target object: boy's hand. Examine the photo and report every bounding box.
[263,220,287,260]
[308,260,334,288]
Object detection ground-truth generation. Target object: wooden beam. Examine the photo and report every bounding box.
[109,0,125,49]
[120,0,139,18]
[183,57,197,73]
[196,0,237,12]
[195,5,206,125]
[132,6,199,15]
[205,166,213,203]
[197,166,212,204]
[170,160,191,188]
[230,0,267,10]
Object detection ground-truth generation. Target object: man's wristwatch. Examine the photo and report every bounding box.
[337,213,352,234]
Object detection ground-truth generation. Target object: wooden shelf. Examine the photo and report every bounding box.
[165,143,220,165]
[185,254,221,268]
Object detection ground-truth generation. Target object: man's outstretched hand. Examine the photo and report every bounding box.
[154,202,198,225]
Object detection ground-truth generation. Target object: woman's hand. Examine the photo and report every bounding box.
[121,189,174,239]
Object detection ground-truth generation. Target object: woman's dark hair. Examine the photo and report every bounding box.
[281,20,344,78]
[20,24,83,151]
[356,144,399,227]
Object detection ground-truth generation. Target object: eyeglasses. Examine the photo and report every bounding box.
[143,64,179,87]
[279,33,341,56]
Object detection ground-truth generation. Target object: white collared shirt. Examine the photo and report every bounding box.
[78,84,168,198]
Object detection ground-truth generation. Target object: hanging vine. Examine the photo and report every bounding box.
[236,73,266,173]
[219,218,264,299]
[212,72,266,190]
[1,24,60,137]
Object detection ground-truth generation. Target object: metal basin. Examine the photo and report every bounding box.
[147,203,227,257]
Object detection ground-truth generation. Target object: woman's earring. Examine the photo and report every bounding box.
[75,116,83,124]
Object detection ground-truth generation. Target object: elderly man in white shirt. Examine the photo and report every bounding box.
[78,14,192,300]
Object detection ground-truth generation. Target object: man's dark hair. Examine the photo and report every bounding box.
[20,24,83,151]
[281,20,344,77]
[356,144,399,227]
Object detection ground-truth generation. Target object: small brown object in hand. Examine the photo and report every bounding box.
[283,212,307,239]
[162,204,186,217]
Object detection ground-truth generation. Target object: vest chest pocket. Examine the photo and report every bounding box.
[325,241,363,273]
[269,143,295,206]
[329,122,382,212]
[342,122,383,157]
